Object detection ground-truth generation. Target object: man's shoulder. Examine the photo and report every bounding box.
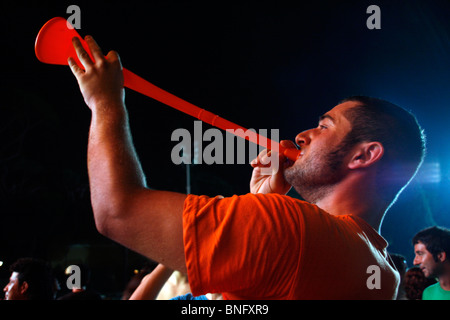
[249,192,316,207]
[422,282,441,300]
[423,282,440,294]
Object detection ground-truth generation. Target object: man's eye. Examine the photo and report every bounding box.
[319,125,327,130]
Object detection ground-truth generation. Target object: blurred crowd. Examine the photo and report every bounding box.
[2,225,449,300]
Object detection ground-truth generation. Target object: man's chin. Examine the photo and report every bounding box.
[421,268,431,278]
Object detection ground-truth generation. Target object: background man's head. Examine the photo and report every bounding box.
[3,258,54,300]
[413,226,450,278]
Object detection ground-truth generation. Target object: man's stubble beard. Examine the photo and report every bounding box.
[284,142,349,204]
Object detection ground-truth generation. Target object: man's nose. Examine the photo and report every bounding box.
[413,256,421,266]
[295,129,313,147]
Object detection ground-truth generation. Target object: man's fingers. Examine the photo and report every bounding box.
[84,35,105,62]
[250,149,268,167]
[68,57,84,78]
[251,149,277,169]
[72,37,94,69]
[106,50,123,68]
[85,35,123,70]
[251,140,297,166]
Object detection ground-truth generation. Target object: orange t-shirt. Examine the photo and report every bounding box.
[182,193,399,299]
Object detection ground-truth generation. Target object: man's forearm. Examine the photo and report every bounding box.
[129,264,174,300]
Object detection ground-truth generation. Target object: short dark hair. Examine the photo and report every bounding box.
[412,226,450,262]
[340,96,426,205]
[10,258,54,300]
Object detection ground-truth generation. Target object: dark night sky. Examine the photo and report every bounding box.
[1,0,450,296]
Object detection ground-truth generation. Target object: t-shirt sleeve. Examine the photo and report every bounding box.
[182,193,305,298]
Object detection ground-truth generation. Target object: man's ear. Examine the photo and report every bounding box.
[348,141,384,169]
[19,281,29,295]
[437,251,447,263]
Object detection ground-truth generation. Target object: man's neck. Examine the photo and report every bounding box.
[313,177,387,232]
[316,200,384,232]
[439,266,450,291]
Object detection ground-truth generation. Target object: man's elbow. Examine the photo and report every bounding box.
[92,205,117,239]
[90,195,128,239]
[90,188,149,240]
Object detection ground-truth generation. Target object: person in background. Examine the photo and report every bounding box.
[3,257,54,300]
[413,226,450,300]
[121,261,155,300]
[129,264,177,300]
[403,267,436,300]
[129,263,220,300]
[389,253,408,300]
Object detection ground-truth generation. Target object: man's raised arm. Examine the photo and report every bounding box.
[68,36,187,273]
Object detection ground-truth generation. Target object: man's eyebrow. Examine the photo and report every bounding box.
[319,114,335,123]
